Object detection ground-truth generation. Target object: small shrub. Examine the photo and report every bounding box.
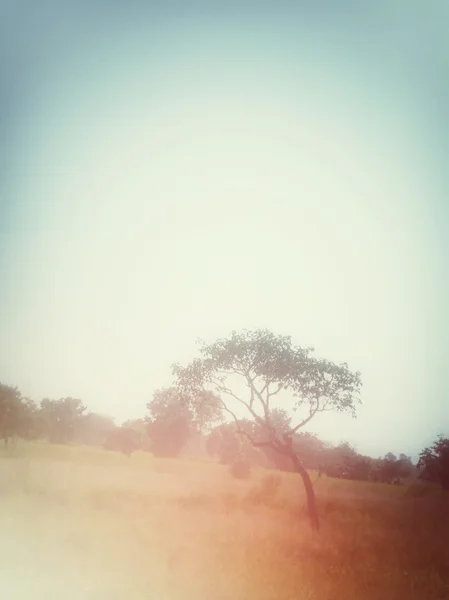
[229,459,251,480]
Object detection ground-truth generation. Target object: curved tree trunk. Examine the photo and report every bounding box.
[288,450,320,531]
[250,437,320,531]
[266,439,320,530]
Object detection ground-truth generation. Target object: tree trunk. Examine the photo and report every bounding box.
[289,451,320,531]
[250,437,320,531]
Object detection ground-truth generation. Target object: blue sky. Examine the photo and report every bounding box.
[1,1,448,458]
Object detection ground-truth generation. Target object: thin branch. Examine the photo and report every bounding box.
[249,385,255,409]
[208,376,268,430]
[265,382,270,410]
[290,398,320,433]
[236,428,274,448]
[268,383,283,399]
[216,369,244,378]
[246,374,270,422]
[206,393,275,449]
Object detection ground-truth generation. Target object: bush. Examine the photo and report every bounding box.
[229,458,251,480]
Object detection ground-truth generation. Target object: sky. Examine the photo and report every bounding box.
[0,1,448,459]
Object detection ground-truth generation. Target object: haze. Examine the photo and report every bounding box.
[1,2,447,459]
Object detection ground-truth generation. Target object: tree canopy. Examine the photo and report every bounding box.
[173,329,362,529]
[40,397,87,444]
[418,435,449,490]
[173,330,361,447]
[0,383,23,444]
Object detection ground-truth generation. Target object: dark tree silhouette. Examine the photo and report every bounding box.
[173,329,362,530]
[418,435,449,490]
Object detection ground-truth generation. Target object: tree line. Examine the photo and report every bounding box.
[1,329,448,529]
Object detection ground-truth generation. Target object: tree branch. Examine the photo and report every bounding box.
[290,398,320,433]
[236,428,274,448]
[246,374,270,423]
[268,382,283,399]
[208,375,268,430]
[205,393,274,449]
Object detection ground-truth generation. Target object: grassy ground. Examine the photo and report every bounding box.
[0,441,448,599]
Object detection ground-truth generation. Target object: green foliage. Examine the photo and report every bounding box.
[76,412,116,446]
[0,383,23,442]
[104,426,140,456]
[146,387,222,458]
[418,435,449,490]
[39,397,87,444]
[146,388,194,458]
[173,329,362,449]
[322,445,415,484]
[173,329,361,530]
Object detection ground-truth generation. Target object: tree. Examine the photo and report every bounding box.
[104,426,140,457]
[39,397,87,444]
[122,418,150,451]
[397,453,415,480]
[76,412,116,446]
[172,329,362,530]
[0,383,23,446]
[206,422,241,464]
[324,442,362,479]
[206,419,267,467]
[16,397,43,440]
[145,387,194,457]
[145,387,221,458]
[418,435,449,490]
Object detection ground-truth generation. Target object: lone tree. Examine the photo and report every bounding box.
[418,435,449,490]
[173,329,362,530]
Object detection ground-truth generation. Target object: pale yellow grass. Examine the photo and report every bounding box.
[0,441,447,599]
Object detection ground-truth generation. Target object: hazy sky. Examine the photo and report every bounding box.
[1,2,447,458]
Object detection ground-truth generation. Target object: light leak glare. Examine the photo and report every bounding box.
[1,19,440,457]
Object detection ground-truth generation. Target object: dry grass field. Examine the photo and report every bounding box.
[0,441,447,599]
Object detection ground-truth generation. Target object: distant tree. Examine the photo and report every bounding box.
[122,418,150,451]
[122,418,147,432]
[324,442,359,478]
[350,455,373,481]
[206,422,240,464]
[104,426,140,456]
[206,419,265,467]
[418,436,449,490]
[16,397,43,440]
[379,453,402,484]
[173,329,362,530]
[262,428,329,473]
[39,397,86,444]
[397,453,415,480]
[145,387,221,458]
[145,387,193,457]
[76,412,116,446]
[0,383,23,446]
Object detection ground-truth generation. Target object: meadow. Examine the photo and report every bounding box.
[0,441,447,599]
